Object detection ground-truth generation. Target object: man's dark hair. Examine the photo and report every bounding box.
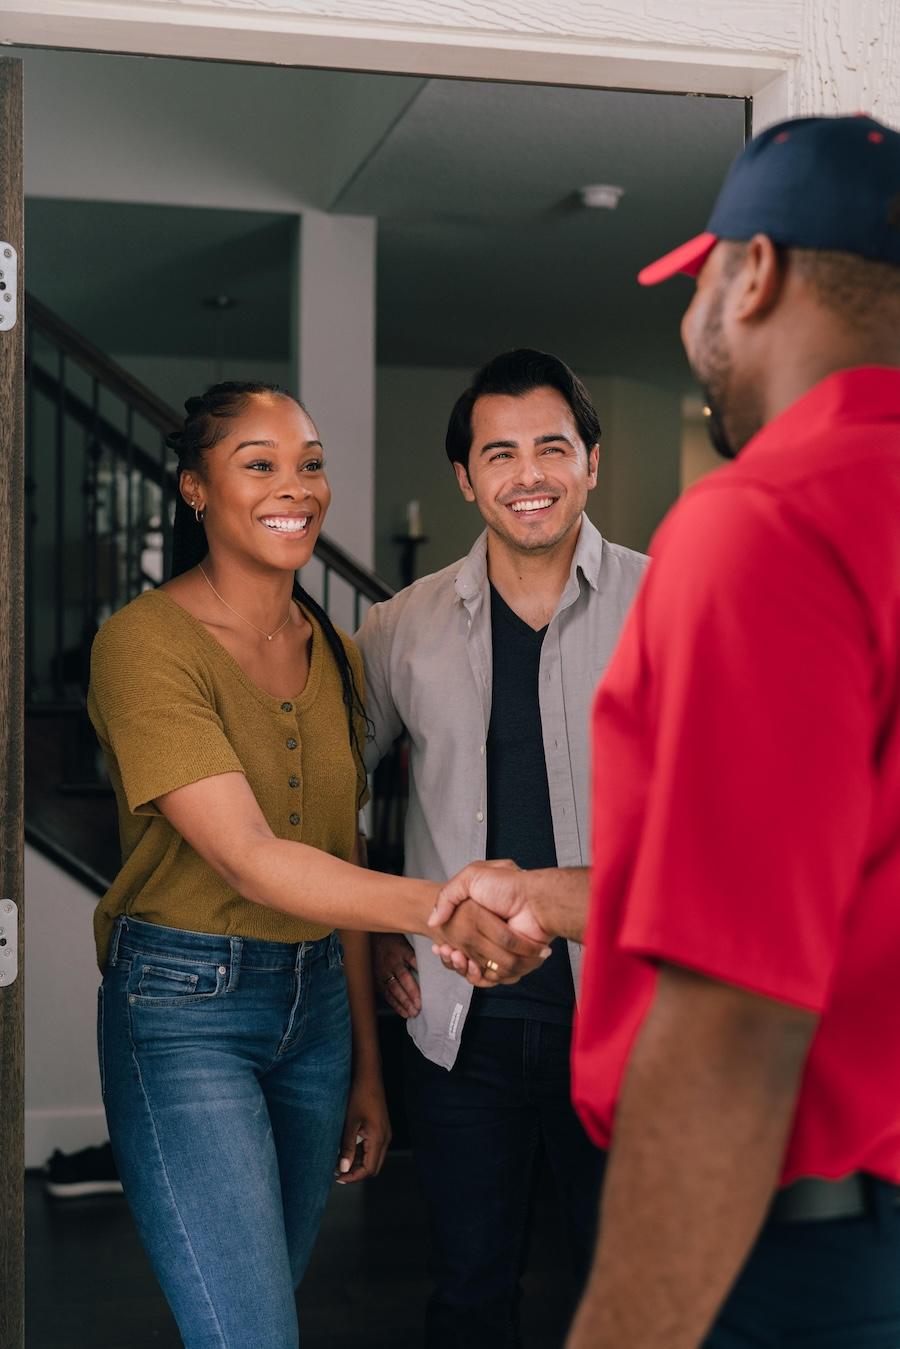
[787,248,900,337]
[445,349,601,468]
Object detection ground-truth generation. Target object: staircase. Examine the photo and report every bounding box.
[24,294,407,892]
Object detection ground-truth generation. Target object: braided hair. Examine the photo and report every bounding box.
[166,381,370,803]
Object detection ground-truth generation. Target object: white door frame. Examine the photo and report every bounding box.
[3,0,898,131]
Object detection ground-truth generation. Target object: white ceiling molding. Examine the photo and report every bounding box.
[2,2,795,96]
[3,2,898,130]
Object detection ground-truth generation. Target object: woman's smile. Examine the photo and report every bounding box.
[258,513,313,536]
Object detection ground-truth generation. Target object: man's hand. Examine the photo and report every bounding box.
[431,860,550,937]
[431,898,551,987]
[372,933,421,1018]
[430,861,586,983]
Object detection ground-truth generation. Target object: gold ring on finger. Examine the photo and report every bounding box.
[484,959,500,974]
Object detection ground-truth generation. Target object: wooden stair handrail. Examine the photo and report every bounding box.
[27,293,181,434]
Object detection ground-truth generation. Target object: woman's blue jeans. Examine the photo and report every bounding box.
[99,916,351,1349]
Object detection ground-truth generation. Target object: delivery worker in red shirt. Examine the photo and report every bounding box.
[432,113,900,1348]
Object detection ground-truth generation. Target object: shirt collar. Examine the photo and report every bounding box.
[454,514,605,608]
[454,531,489,605]
[739,365,900,465]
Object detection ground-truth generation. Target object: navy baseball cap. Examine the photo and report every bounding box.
[638,113,900,285]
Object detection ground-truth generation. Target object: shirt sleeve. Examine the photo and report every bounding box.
[88,612,244,817]
[354,600,404,774]
[616,482,875,1012]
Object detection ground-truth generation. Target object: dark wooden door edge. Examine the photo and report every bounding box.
[0,54,26,1349]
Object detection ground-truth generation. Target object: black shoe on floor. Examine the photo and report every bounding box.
[43,1142,124,1198]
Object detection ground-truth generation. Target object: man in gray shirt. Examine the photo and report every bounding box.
[356,349,646,1348]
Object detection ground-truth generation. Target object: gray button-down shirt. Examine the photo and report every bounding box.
[356,515,647,1068]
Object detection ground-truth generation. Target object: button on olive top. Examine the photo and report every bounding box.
[289,775,299,789]
[289,813,301,826]
[281,701,293,713]
[86,589,369,971]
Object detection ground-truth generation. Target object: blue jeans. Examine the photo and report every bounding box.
[99,916,351,1349]
[404,1016,606,1349]
[706,1183,900,1347]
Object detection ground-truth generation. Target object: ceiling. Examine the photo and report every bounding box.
[19,47,745,385]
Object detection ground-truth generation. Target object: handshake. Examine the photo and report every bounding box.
[380,863,591,1015]
[428,859,554,988]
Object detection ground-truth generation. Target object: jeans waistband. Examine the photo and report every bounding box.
[108,915,339,977]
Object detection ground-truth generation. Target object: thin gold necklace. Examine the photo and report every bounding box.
[197,564,293,642]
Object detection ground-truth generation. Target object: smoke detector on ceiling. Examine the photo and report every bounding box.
[578,184,625,210]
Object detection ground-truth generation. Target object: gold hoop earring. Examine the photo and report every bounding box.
[192,501,206,525]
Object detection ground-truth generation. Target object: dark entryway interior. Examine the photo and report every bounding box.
[27,1152,578,1347]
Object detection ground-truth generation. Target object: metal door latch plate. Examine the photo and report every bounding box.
[0,244,17,331]
[0,899,18,985]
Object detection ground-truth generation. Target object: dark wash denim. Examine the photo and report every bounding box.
[99,915,351,1349]
[706,1182,900,1348]
[404,1016,606,1349]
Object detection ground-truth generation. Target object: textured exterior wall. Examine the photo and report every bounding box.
[799,0,900,120]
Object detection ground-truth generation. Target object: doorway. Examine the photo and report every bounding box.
[7,39,749,1349]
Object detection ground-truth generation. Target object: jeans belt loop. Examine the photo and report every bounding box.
[107,915,126,968]
[328,930,342,970]
[226,936,242,991]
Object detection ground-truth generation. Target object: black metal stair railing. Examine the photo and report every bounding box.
[24,293,406,890]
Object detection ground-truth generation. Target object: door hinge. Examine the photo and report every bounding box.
[0,244,17,332]
[0,900,18,986]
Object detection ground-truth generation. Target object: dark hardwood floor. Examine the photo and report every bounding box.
[26,1153,579,1347]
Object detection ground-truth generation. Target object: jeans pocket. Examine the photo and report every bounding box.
[126,955,226,1008]
[97,985,106,1099]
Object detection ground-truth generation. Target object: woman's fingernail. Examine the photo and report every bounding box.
[339,1157,352,1174]
[540,947,552,959]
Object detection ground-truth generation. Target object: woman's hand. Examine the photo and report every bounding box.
[431,897,551,987]
[336,1075,392,1184]
[373,933,421,1018]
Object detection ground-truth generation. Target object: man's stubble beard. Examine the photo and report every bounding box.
[489,506,581,557]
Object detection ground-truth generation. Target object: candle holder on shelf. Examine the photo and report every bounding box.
[392,532,429,589]
[394,500,427,587]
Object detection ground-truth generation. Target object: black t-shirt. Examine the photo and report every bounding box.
[469,584,575,1025]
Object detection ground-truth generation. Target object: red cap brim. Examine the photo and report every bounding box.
[637,231,718,286]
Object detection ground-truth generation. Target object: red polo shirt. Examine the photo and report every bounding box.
[573,366,900,1184]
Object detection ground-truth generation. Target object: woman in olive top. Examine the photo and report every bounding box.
[88,382,543,1349]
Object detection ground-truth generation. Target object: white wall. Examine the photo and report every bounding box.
[586,375,683,554]
[24,846,105,1169]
